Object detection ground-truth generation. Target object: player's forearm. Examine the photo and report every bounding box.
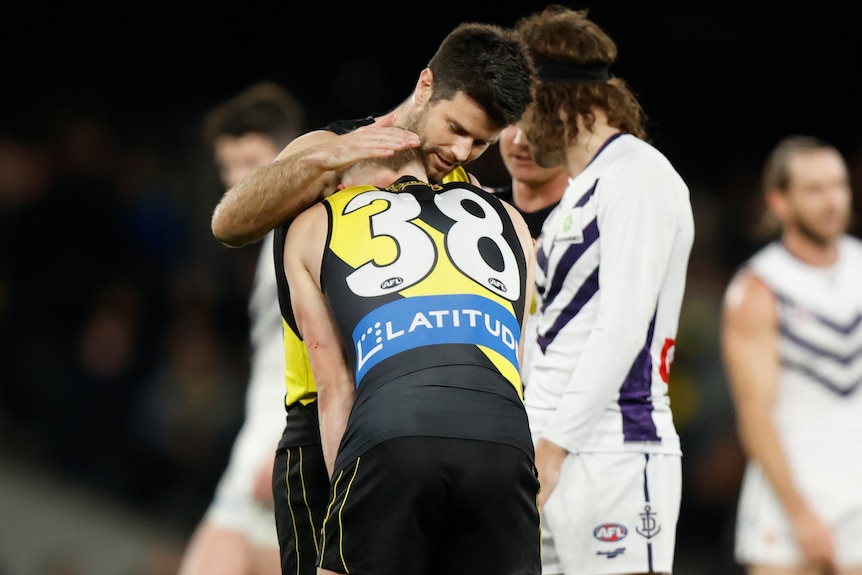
[211,148,330,247]
[544,332,638,452]
[737,411,807,516]
[317,385,354,478]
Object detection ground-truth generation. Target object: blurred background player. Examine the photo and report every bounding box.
[722,135,862,574]
[178,81,304,575]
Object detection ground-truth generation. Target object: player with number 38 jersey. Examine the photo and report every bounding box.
[322,176,535,472]
[285,157,541,574]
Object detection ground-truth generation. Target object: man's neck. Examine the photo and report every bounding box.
[782,229,841,268]
[511,172,569,213]
[565,111,621,177]
[384,96,418,127]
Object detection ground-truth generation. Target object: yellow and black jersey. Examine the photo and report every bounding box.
[321,176,533,471]
[274,117,473,448]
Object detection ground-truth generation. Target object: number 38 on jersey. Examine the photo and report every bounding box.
[339,187,521,302]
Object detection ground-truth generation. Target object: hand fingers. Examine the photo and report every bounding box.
[349,128,419,149]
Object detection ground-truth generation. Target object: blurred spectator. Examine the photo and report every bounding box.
[130,293,245,528]
[0,99,252,534]
[48,278,150,499]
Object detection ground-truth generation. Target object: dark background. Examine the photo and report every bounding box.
[9,1,862,179]
[2,1,861,573]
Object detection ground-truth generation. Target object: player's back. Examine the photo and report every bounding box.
[320,177,534,472]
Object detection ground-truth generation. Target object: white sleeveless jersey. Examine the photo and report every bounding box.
[522,134,693,454]
[747,237,862,472]
[208,230,287,545]
[246,231,288,416]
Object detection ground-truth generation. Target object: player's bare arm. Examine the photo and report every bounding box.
[721,270,837,570]
[211,114,420,247]
[500,201,534,368]
[284,204,355,477]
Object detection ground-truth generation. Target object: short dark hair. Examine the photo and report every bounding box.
[202,82,304,150]
[427,22,536,129]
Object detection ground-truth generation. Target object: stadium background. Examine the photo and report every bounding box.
[2,1,860,573]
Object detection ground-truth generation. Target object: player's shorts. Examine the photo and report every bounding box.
[734,462,862,567]
[541,451,681,575]
[273,434,330,575]
[318,436,541,575]
[205,385,284,548]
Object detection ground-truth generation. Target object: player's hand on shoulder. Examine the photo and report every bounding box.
[325,113,420,170]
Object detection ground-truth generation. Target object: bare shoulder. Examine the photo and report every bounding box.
[499,199,524,222]
[722,268,777,330]
[285,202,328,248]
[287,202,326,237]
[497,200,533,255]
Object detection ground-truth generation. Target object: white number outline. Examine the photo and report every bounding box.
[342,187,520,300]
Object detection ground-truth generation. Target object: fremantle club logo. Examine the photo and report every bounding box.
[636,505,661,539]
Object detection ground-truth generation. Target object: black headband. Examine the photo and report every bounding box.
[535,59,611,82]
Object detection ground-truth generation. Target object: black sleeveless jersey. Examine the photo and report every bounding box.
[321,177,533,471]
[274,117,471,448]
[492,184,559,239]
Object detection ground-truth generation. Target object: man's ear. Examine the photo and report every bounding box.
[413,68,434,106]
[765,187,788,221]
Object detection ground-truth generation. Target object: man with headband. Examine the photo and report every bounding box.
[516,6,694,575]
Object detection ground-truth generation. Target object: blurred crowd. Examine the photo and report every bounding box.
[0,103,259,538]
[1,92,862,575]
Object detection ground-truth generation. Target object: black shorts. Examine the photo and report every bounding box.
[318,436,541,575]
[273,409,330,575]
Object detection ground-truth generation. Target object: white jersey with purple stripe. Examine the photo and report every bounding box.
[747,237,862,471]
[522,133,693,455]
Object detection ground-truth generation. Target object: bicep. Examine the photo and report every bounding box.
[284,206,345,372]
[502,202,536,363]
[721,271,781,413]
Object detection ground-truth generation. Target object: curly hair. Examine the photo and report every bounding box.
[515,5,647,156]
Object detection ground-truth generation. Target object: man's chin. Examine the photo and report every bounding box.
[426,164,453,183]
[533,150,565,169]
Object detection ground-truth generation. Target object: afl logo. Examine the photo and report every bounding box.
[488,278,507,292]
[593,523,628,542]
[380,277,403,290]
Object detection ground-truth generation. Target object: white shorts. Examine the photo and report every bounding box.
[735,462,862,567]
[205,346,285,548]
[541,451,681,575]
